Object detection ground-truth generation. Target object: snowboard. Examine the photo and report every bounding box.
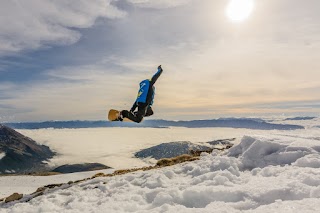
[108,109,132,122]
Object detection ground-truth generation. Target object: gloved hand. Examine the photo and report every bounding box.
[158,65,162,72]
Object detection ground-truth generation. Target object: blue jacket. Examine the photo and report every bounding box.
[131,67,163,111]
[136,79,152,104]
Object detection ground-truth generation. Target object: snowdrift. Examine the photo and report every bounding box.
[1,135,320,212]
[228,135,320,170]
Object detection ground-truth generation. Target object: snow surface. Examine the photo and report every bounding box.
[0,169,113,199]
[1,131,320,212]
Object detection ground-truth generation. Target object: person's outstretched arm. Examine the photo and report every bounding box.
[150,65,163,86]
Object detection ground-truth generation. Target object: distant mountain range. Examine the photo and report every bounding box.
[5,118,304,130]
[284,116,316,121]
[0,125,55,174]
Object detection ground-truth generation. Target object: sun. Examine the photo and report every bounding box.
[226,0,254,22]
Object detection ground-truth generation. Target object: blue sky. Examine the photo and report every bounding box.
[0,0,320,122]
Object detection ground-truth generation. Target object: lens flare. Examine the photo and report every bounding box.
[226,0,254,22]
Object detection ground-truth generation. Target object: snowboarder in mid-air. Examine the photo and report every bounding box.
[117,65,163,123]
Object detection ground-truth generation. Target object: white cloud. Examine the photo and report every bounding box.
[0,0,126,56]
[127,0,191,9]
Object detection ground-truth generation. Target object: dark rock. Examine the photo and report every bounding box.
[43,183,63,189]
[5,193,23,203]
[135,141,211,160]
[0,124,55,174]
[35,187,46,193]
[52,163,111,174]
[207,138,236,147]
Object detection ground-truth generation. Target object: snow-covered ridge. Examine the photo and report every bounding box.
[1,134,320,212]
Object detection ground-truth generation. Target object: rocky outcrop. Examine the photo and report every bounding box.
[134,141,211,160]
[52,163,111,174]
[0,124,55,174]
[4,193,23,203]
[135,139,235,161]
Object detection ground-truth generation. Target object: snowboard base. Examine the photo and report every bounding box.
[108,109,132,122]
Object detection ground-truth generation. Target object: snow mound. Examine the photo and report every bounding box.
[228,135,320,170]
[293,154,320,168]
[1,135,320,212]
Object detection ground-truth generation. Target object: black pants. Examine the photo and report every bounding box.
[122,104,153,123]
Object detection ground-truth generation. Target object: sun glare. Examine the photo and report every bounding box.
[226,0,254,22]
